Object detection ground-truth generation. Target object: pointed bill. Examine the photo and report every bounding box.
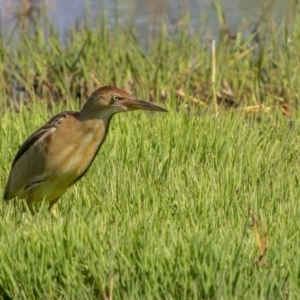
[115,98,168,112]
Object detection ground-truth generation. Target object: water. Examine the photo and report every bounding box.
[0,0,291,42]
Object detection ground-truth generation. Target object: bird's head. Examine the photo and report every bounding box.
[82,86,167,116]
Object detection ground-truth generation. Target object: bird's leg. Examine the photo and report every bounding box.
[48,197,60,218]
[22,202,34,217]
[23,194,35,219]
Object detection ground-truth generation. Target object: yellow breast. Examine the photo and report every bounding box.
[46,117,107,188]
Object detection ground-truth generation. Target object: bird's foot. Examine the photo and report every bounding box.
[49,205,63,222]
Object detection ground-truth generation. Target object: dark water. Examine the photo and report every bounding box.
[0,0,291,41]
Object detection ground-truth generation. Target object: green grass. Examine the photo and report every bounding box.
[1,1,300,298]
[0,103,300,298]
[0,0,299,112]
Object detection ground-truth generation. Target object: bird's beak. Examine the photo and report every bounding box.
[115,98,168,112]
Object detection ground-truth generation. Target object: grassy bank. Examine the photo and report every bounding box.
[0,1,299,115]
[0,105,300,298]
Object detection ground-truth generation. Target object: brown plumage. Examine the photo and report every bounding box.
[3,86,167,216]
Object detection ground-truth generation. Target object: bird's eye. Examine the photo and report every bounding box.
[112,95,119,102]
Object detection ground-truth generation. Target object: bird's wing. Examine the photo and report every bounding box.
[3,111,76,200]
[11,111,76,168]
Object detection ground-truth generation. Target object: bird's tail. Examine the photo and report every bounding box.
[2,188,12,201]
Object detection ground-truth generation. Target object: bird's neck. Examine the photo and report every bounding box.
[78,108,117,128]
[79,102,120,122]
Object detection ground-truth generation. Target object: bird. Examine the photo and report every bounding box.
[3,86,167,216]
